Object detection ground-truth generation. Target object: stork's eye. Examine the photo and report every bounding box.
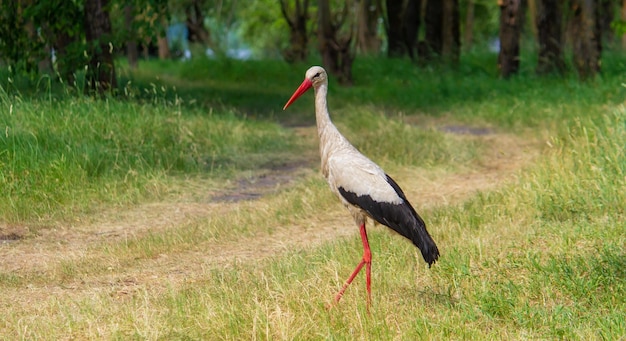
[313,72,321,79]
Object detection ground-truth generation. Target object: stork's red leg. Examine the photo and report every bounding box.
[334,223,372,308]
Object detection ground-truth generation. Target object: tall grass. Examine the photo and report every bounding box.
[443,108,626,227]
[0,90,298,222]
[423,108,626,339]
[335,106,483,168]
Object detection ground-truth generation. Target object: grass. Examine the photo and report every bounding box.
[0,88,299,222]
[0,50,625,339]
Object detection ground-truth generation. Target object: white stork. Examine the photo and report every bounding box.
[283,66,440,307]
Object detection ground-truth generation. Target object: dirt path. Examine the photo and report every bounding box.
[0,127,540,299]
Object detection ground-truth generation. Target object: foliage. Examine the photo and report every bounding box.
[238,0,291,59]
[0,1,46,76]
[109,0,170,49]
[462,0,501,42]
[611,19,626,37]
[0,0,169,86]
[0,0,612,80]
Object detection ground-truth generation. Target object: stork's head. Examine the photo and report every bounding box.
[283,66,327,110]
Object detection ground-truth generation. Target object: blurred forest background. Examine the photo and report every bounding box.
[1,0,625,92]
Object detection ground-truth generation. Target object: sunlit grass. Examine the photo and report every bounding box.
[335,106,483,168]
[0,91,299,222]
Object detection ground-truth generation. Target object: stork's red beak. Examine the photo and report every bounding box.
[283,78,313,110]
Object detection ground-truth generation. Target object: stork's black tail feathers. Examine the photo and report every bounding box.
[381,175,440,266]
[384,202,439,266]
[403,207,439,267]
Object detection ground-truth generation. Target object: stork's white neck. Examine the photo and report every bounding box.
[313,82,332,133]
[313,81,347,179]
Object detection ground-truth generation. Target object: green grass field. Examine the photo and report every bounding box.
[0,51,625,339]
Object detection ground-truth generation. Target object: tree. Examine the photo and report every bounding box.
[36,0,85,84]
[84,0,117,93]
[0,0,42,76]
[384,0,423,60]
[464,0,475,50]
[442,0,460,63]
[318,0,355,85]
[186,0,210,44]
[125,5,139,69]
[156,2,170,60]
[279,0,310,62]
[424,0,460,63]
[386,0,406,57]
[597,0,614,43]
[425,0,442,57]
[570,0,601,79]
[536,0,565,74]
[403,0,422,60]
[356,0,382,54]
[498,0,522,78]
[238,0,291,59]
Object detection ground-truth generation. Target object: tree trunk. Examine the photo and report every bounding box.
[124,5,138,69]
[424,0,459,63]
[186,0,210,44]
[386,0,406,57]
[404,0,422,60]
[597,0,613,43]
[424,0,443,57]
[84,0,117,93]
[527,0,538,39]
[498,0,522,78]
[441,0,460,64]
[54,31,77,85]
[158,35,170,59]
[279,0,310,62]
[318,0,337,70]
[318,0,354,85]
[357,0,382,54]
[464,0,475,50]
[156,11,171,60]
[38,44,53,74]
[536,0,565,74]
[571,0,600,79]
